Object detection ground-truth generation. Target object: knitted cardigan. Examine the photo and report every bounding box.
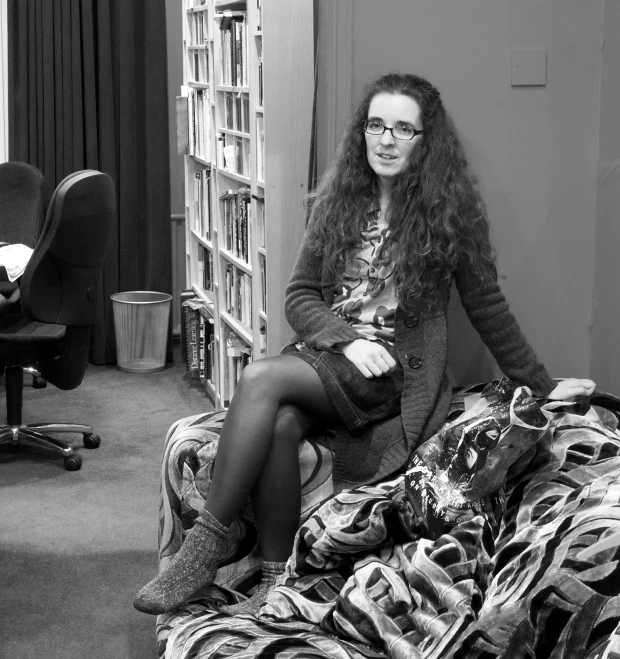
[283,228,557,492]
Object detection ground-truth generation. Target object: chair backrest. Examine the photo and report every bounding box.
[20,170,115,326]
[0,161,45,246]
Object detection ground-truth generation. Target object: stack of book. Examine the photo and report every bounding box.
[181,296,215,383]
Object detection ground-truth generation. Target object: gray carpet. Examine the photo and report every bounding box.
[0,352,213,659]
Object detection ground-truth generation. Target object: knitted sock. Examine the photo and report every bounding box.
[221,561,287,617]
[133,509,229,615]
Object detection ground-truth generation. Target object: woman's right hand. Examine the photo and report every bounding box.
[340,339,397,379]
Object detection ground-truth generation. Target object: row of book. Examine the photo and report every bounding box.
[220,188,251,263]
[193,168,212,240]
[224,263,252,327]
[198,246,215,291]
[182,86,211,161]
[216,11,248,87]
[186,11,208,46]
[181,296,215,384]
[224,91,250,134]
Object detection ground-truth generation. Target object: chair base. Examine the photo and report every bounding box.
[0,423,101,470]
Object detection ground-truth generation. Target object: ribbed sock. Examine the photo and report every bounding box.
[221,560,287,617]
[133,509,229,615]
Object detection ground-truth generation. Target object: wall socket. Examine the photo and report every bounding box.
[511,48,547,87]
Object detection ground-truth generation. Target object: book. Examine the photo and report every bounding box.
[180,290,196,365]
[182,300,202,371]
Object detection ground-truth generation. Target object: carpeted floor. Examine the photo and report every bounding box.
[0,350,213,659]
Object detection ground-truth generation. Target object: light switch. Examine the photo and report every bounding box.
[511,48,547,86]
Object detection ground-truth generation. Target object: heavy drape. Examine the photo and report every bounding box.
[7,0,171,364]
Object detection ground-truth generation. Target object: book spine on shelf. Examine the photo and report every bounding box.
[180,291,196,366]
[184,304,201,371]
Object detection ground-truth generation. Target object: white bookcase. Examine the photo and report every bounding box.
[180,0,314,408]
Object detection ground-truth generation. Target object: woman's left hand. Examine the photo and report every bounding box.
[547,378,596,401]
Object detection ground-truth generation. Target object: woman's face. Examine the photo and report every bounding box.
[365,93,423,192]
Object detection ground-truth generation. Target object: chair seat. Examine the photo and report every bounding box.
[0,315,66,343]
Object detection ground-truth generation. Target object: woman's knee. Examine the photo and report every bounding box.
[272,405,311,445]
[235,355,308,401]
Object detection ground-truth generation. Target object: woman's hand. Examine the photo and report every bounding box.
[547,378,596,401]
[340,339,397,379]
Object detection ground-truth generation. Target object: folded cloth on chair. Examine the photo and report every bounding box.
[0,243,34,282]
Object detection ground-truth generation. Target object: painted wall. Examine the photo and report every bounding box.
[591,0,620,392]
[349,0,603,385]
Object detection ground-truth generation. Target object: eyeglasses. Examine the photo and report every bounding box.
[362,120,423,141]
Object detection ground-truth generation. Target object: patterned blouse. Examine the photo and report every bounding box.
[331,209,398,343]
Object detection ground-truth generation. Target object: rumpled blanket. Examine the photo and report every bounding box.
[156,389,620,659]
[0,243,33,281]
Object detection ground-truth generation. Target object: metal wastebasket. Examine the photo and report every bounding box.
[111,291,172,373]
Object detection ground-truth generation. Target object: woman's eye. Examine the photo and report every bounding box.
[396,125,414,136]
[368,121,383,130]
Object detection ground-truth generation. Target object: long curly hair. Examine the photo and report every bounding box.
[306,73,496,312]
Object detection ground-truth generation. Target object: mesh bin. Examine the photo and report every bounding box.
[111,291,172,373]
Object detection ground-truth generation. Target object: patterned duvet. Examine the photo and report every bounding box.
[155,385,620,659]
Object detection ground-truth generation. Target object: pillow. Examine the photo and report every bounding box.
[404,378,565,539]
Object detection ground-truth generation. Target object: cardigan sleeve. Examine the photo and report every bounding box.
[453,256,556,397]
[284,227,362,351]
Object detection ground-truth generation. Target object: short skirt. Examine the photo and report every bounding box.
[281,340,404,434]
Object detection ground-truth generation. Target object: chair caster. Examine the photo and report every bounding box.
[32,376,47,389]
[83,433,101,449]
[64,454,82,471]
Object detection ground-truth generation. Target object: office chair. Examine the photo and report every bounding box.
[0,170,115,470]
[0,161,45,313]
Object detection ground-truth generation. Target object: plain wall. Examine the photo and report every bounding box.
[350,0,603,385]
[591,0,620,392]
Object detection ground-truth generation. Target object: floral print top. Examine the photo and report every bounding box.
[331,209,398,343]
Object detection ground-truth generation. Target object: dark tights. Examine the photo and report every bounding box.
[205,355,341,562]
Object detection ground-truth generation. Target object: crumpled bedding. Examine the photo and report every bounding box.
[156,386,620,659]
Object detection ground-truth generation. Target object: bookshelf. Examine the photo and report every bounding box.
[179,0,314,409]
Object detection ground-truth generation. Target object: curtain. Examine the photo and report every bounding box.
[7,0,171,365]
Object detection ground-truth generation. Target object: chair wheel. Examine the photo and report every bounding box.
[64,454,82,470]
[32,376,47,389]
[83,433,101,449]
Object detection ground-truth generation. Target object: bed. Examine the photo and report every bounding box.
[154,383,620,659]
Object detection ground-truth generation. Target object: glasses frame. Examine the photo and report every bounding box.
[362,120,423,141]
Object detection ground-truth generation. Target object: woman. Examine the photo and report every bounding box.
[134,73,594,616]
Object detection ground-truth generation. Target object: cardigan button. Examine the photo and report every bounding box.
[405,315,419,328]
[408,355,422,369]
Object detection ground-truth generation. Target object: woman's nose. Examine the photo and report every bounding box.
[380,129,395,146]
